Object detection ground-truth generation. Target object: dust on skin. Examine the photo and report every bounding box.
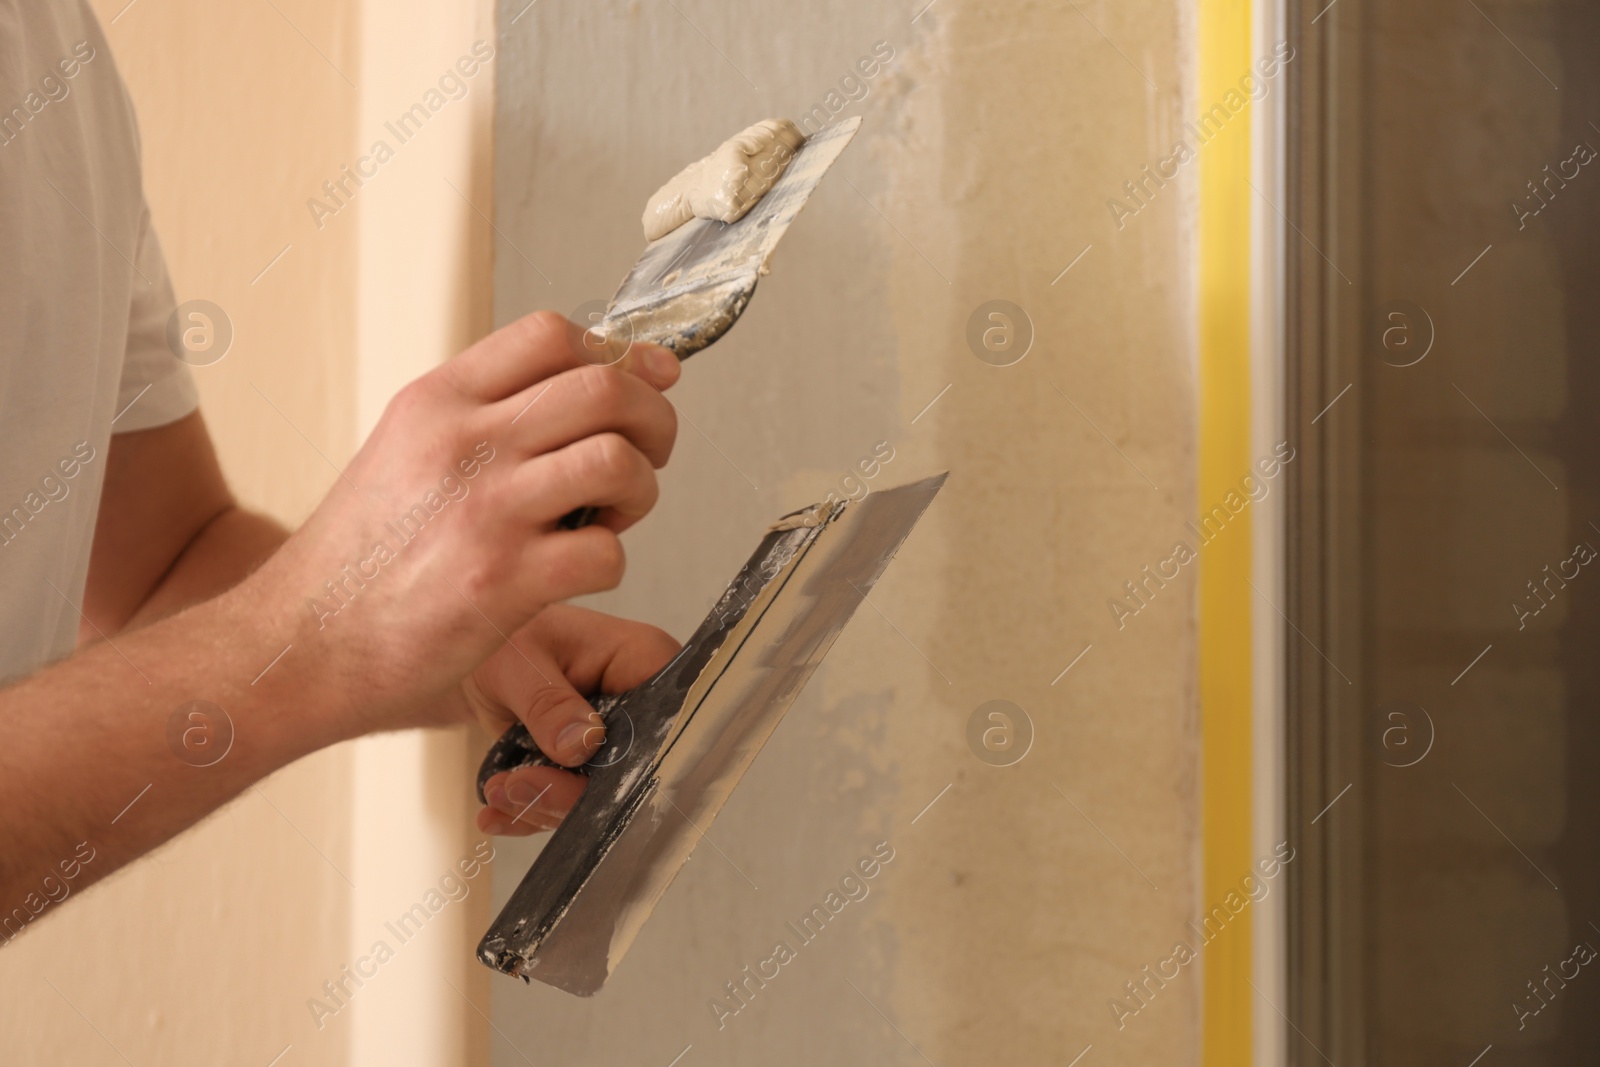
[641,118,805,241]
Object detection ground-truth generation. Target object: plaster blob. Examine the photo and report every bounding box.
[641,118,805,241]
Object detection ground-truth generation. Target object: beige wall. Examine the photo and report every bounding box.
[346,1,495,1064]
[0,1,492,1064]
[490,2,1200,1064]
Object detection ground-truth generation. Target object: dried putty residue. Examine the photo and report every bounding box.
[641,118,805,242]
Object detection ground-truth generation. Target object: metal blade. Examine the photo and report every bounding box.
[477,473,945,994]
[600,117,861,358]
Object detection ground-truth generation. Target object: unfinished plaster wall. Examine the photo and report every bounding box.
[491,2,1201,1063]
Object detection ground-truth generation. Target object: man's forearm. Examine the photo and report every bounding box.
[0,571,352,924]
[120,506,288,632]
[80,412,280,640]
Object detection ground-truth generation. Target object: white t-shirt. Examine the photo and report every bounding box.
[0,1,198,683]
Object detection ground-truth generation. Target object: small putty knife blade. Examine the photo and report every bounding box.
[599,117,861,358]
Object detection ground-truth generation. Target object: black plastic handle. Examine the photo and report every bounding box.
[475,693,625,804]
[557,505,599,530]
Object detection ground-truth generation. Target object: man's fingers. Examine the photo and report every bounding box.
[510,434,660,531]
[448,310,680,403]
[498,364,678,469]
[465,607,680,839]
[468,635,609,766]
[479,766,586,835]
[448,312,583,400]
[515,525,628,605]
[478,809,551,837]
[523,604,682,695]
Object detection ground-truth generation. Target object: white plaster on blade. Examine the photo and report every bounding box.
[641,118,805,241]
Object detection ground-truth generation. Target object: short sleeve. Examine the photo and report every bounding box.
[115,201,199,433]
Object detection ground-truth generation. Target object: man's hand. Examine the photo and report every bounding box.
[458,604,681,835]
[249,311,682,736]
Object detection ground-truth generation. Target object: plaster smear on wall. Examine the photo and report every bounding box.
[856,4,1202,1064]
[491,1,1199,1064]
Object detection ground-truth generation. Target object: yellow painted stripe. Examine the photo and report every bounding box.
[1198,0,1254,1063]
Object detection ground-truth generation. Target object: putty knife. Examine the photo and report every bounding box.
[558,117,859,518]
[477,473,945,994]
[598,116,861,358]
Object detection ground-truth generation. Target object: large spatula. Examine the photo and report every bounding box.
[476,473,945,994]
